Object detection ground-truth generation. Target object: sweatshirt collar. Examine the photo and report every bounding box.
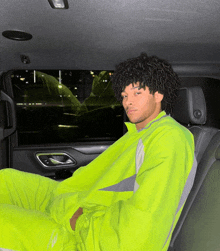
[125,111,168,133]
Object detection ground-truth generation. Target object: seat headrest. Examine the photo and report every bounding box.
[172,86,207,125]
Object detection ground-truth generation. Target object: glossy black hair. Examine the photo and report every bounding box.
[111,53,181,115]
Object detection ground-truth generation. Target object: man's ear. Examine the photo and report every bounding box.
[154,91,164,103]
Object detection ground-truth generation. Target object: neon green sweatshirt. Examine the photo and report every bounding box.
[48,111,196,251]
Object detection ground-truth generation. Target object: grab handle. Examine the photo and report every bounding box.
[0,91,16,138]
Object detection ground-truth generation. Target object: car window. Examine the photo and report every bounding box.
[11,70,124,145]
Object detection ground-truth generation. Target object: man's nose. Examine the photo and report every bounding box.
[125,96,133,106]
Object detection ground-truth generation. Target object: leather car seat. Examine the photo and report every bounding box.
[172,86,218,163]
[168,86,219,250]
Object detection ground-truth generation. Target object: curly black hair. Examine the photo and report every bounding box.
[111,53,181,115]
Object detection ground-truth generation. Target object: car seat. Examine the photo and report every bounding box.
[172,86,218,163]
[169,86,219,250]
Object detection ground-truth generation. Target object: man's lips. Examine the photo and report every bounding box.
[126,109,137,115]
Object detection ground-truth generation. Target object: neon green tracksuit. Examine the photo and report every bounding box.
[0,111,196,251]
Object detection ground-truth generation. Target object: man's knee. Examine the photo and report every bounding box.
[0,168,21,178]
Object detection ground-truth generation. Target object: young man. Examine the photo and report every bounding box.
[0,53,196,251]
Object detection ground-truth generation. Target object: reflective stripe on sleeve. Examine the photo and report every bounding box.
[134,138,145,192]
[0,248,17,251]
[99,174,136,192]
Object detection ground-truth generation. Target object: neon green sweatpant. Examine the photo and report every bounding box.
[0,168,76,251]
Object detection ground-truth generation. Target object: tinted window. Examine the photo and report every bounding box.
[11,70,124,145]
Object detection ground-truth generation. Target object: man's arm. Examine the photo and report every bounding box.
[74,129,195,250]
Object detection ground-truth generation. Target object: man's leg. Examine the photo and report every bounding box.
[0,168,58,212]
[0,204,76,251]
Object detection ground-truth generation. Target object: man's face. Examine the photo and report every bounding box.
[121,83,163,130]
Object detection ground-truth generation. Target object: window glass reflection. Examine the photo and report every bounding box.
[11,70,123,145]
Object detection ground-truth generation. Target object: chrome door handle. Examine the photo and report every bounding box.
[49,156,74,165]
[36,152,77,168]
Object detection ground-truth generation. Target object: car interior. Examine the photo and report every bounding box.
[1,0,220,250]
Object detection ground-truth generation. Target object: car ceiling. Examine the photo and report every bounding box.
[1,0,220,76]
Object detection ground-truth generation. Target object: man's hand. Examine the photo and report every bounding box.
[70,207,83,231]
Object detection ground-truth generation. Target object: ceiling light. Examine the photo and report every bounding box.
[2,30,32,41]
[48,0,69,9]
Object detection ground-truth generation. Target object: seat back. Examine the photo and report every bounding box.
[169,86,219,249]
[171,131,220,250]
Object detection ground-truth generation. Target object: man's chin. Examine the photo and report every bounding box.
[128,118,138,124]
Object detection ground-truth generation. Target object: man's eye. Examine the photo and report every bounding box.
[135,92,141,95]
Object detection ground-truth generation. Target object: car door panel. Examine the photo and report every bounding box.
[12,142,113,179]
